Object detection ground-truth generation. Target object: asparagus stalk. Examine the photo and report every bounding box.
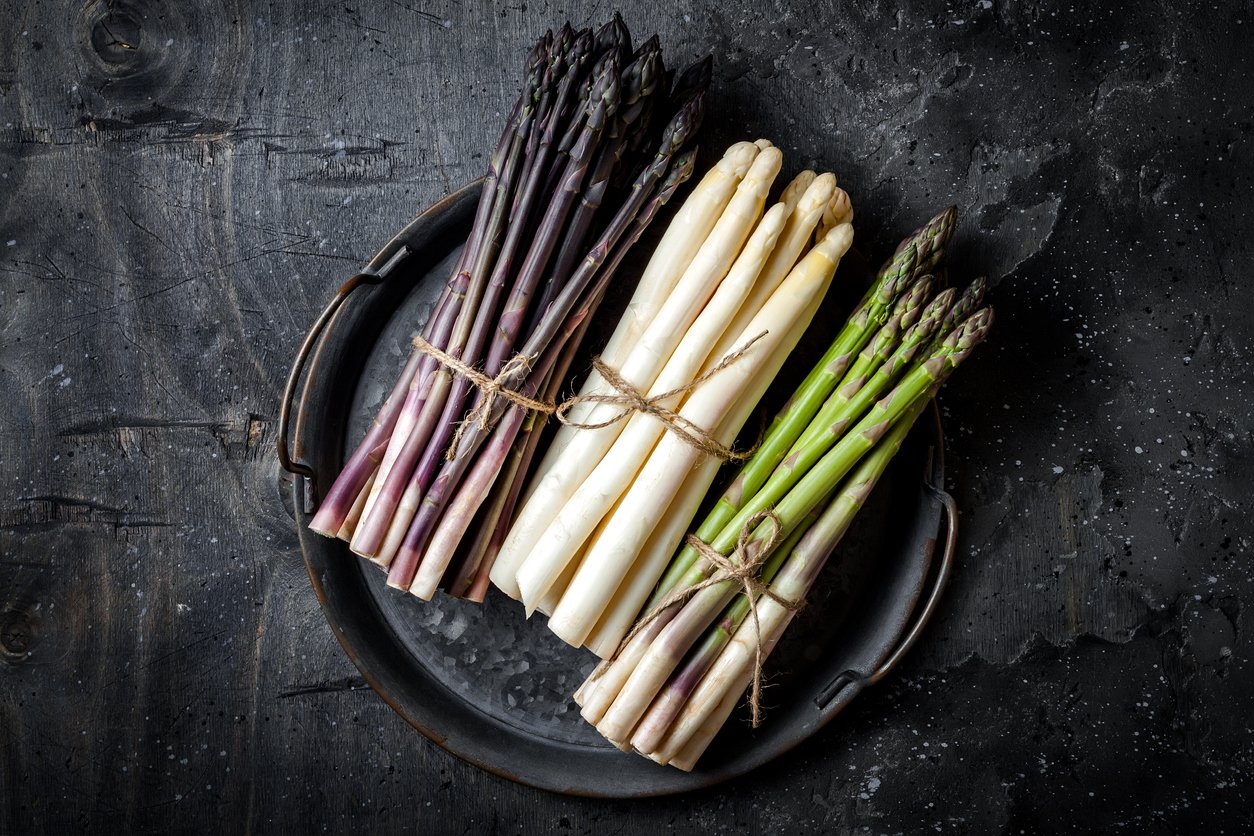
[559,171,832,634]
[464,51,620,415]
[673,305,993,600]
[578,273,836,721]
[350,45,552,559]
[309,43,547,538]
[450,322,581,600]
[408,38,610,498]
[409,330,570,599]
[536,43,660,317]
[790,286,953,454]
[308,348,423,536]
[611,308,991,756]
[595,307,990,735]
[359,34,598,566]
[578,268,835,663]
[599,504,819,745]
[702,177,840,371]
[930,274,988,352]
[333,461,380,541]
[628,506,819,752]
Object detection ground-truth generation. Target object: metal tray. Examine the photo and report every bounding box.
[277,181,957,797]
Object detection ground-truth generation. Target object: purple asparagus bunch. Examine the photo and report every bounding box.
[309,15,708,601]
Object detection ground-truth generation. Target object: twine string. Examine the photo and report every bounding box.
[553,330,769,462]
[604,509,802,727]
[412,330,768,463]
[412,332,795,723]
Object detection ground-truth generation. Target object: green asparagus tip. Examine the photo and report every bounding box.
[964,275,990,309]
[921,287,956,326]
[893,273,934,328]
[917,205,958,269]
[892,205,957,263]
[875,243,919,306]
[942,307,994,359]
[934,276,988,344]
[905,287,955,346]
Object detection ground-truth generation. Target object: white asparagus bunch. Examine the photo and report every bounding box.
[545,222,854,648]
[514,202,790,614]
[492,140,855,660]
[491,143,781,598]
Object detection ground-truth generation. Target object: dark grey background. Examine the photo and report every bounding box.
[2,0,1250,832]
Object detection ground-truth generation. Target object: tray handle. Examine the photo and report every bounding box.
[277,248,410,492]
[814,478,958,711]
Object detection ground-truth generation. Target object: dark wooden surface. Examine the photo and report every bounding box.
[2,1,1251,832]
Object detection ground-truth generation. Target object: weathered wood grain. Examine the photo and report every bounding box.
[2,0,1251,832]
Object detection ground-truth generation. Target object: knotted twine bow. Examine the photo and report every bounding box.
[412,330,769,463]
[552,331,769,463]
[607,508,804,728]
[411,336,553,460]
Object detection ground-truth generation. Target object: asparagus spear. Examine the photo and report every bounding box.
[549,222,854,648]
[535,41,661,318]
[629,505,820,752]
[514,202,790,613]
[445,327,580,600]
[702,176,840,371]
[789,286,954,454]
[521,140,760,503]
[703,307,993,571]
[930,274,988,351]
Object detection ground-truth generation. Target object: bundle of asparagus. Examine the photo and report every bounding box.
[491,142,857,655]
[574,209,994,770]
[308,17,709,600]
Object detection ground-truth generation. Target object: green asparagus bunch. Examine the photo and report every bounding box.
[574,208,993,770]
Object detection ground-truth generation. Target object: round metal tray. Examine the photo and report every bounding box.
[277,181,957,797]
